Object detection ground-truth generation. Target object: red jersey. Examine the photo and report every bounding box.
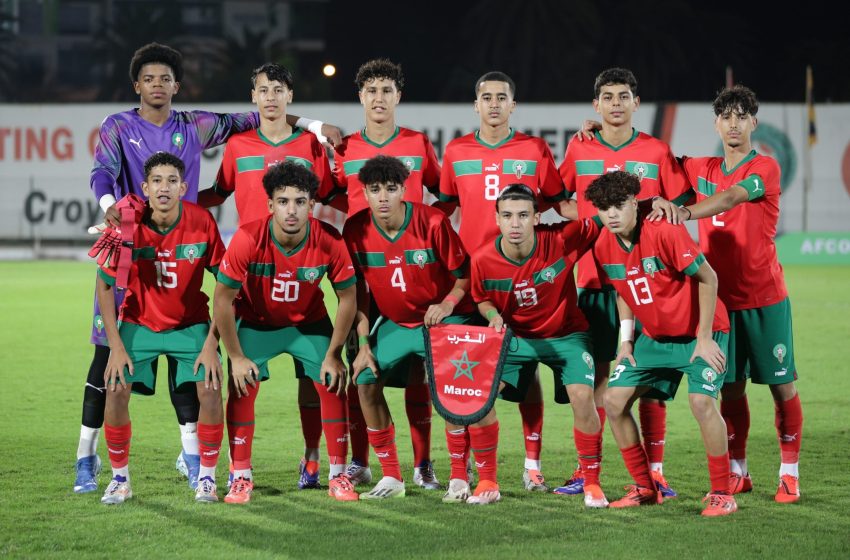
[99,202,224,331]
[218,216,355,327]
[682,151,787,310]
[439,130,567,252]
[212,128,336,225]
[332,127,441,217]
[470,220,599,338]
[342,202,472,327]
[592,217,729,339]
[559,129,691,289]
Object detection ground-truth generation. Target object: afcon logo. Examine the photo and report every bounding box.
[512,160,527,179]
[413,250,428,269]
[541,267,556,284]
[172,132,184,149]
[773,343,787,364]
[701,368,717,383]
[582,352,594,370]
[183,244,198,264]
[304,268,320,284]
[94,315,104,331]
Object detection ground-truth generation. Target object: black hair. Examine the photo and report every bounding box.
[129,42,183,83]
[251,62,294,90]
[144,152,185,180]
[713,84,759,117]
[593,67,638,99]
[355,58,404,92]
[358,155,410,187]
[262,161,319,199]
[496,183,538,212]
[475,71,516,97]
[584,171,641,210]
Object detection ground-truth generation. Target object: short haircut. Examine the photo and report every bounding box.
[496,183,538,212]
[475,71,516,97]
[355,58,404,92]
[262,161,319,199]
[144,152,185,180]
[713,84,759,117]
[129,42,183,83]
[358,155,410,187]
[584,171,641,210]
[593,67,638,99]
[251,62,294,90]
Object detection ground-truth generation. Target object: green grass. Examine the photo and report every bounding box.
[1,262,848,559]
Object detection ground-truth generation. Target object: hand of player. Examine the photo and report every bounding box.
[691,336,726,374]
[230,355,260,397]
[488,313,505,333]
[573,119,602,142]
[351,344,378,383]
[195,341,223,391]
[320,123,343,150]
[88,228,122,268]
[321,354,348,397]
[104,346,132,391]
[424,301,454,326]
[646,197,686,224]
[615,341,637,367]
[104,204,121,228]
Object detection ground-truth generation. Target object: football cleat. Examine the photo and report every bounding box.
[413,460,441,490]
[328,474,359,502]
[553,466,584,495]
[101,475,132,505]
[194,476,218,503]
[224,477,254,504]
[345,459,373,486]
[609,484,662,508]
[522,468,549,492]
[729,472,753,494]
[467,480,501,505]
[775,474,800,503]
[359,476,406,500]
[298,459,321,489]
[442,478,471,503]
[176,452,188,478]
[701,492,738,517]
[181,452,201,490]
[583,483,609,508]
[74,455,102,494]
[651,470,678,499]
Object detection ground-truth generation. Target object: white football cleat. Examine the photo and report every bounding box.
[359,476,405,500]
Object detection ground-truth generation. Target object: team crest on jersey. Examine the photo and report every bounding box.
[773,343,787,364]
[400,157,415,170]
[183,244,199,264]
[641,257,658,277]
[512,160,527,179]
[94,315,104,331]
[171,132,184,149]
[541,267,556,284]
[633,163,647,181]
[582,352,594,370]
[413,250,428,269]
[701,368,718,383]
[304,268,320,284]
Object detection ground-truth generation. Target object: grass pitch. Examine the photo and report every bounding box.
[0,261,848,559]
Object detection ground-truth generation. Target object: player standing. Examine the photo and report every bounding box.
[470,184,608,508]
[555,68,690,497]
[97,153,226,504]
[438,71,571,492]
[587,171,736,516]
[214,161,358,503]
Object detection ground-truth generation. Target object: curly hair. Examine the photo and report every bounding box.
[262,161,319,199]
[251,62,294,90]
[713,84,759,117]
[355,58,404,92]
[144,152,185,180]
[359,155,410,187]
[129,42,183,82]
[584,171,641,210]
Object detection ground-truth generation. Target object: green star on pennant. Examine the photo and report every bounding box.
[450,350,479,381]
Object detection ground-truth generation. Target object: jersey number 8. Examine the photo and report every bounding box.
[484,174,500,200]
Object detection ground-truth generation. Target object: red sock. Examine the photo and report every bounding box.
[639,400,667,465]
[226,383,258,471]
[707,452,731,494]
[367,424,402,481]
[404,382,432,466]
[469,421,499,484]
[197,422,223,468]
[574,428,602,486]
[314,381,348,468]
[620,443,653,489]
[347,383,369,465]
[299,403,322,450]
[104,422,131,469]
[720,395,750,460]
[518,402,543,462]
[596,406,607,431]
[775,393,803,463]
[445,427,470,480]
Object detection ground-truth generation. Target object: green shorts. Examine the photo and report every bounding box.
[237,316,332,384]
[727,298,798,385]
[500,331,596,403]
[608,331,729,400]
[118,322,210,394]
[356,314,479,388]
[577,286,618,363]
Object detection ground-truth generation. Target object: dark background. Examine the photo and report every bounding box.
[2,0,846,104]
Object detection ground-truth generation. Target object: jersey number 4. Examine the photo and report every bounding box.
[391,267,407,292]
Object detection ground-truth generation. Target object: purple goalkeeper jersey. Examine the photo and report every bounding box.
[90,108,259,203]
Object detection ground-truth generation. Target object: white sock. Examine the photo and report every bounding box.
[329,463,345,479]
[112,466,129,481]
[304,447,320,462]
[730,458,748,476]
[650,462,663,474]
[77,426,100,460]
[524,458,541,471]
[199,465,216,480]
[779,462,799,478]
[180,422,199,455]
[233,468,252,481]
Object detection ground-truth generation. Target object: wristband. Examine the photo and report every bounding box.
[619,319,635,343]
[99,194,117,213]
[485,309,499,321]
[294,116,316,130]
[443,294,459,307]
[681,206,692,220]
[358,335,369,346]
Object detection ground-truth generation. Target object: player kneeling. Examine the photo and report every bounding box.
[97,153,226,504]
[215,161,358,503]
[587,171,736,517]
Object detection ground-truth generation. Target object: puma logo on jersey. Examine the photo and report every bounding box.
[280,271,293,278]
[752,179,762,192]
[128,138,143,149]
[485,163,500,172]
[606,164,622,173]
[628,266,640,276]
[158,250,172,258]
[389,256,402,265]
[682,250,693,258]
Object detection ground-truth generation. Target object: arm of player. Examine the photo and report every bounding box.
[96,274,132,390]
[213,282,259,397]
[477,301,504,333]
[690,261,726,373]
[196,187,228,209]
[323,284,357,396]
[351,278,379,382]
[614,295,637,367]
[194,319,223,391]
[287,114,343,149]
[424,278,470,326]
[558,198,579,221]
[646,196,688,224]
[684,184,749,220]
[573,119,602,142]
